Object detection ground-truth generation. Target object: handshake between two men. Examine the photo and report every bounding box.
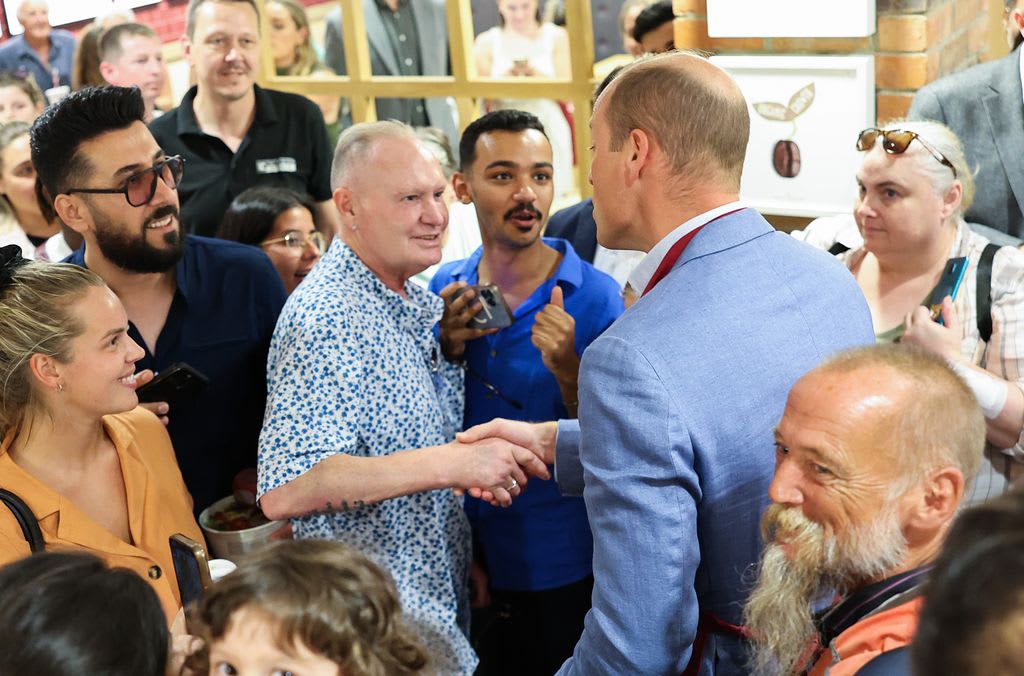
[454,419,559,507]
[435,279,583,507]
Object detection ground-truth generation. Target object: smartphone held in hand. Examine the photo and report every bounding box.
[928,257,968,324]
[454,284,514,330]
[136,363,209,405]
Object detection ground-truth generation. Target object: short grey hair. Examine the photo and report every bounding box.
[879,119,976,217]
[330,120,420,189]
[816,344,985,496]
[16,0,47,18]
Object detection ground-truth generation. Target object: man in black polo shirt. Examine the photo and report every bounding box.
[150,0,339,238]
[32,85,286,514]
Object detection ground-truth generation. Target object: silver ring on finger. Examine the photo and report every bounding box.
[507,478,518,491]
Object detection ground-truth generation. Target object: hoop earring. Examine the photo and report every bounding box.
[57,382,64,392]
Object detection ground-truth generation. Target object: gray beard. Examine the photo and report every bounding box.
[744,504,909,675]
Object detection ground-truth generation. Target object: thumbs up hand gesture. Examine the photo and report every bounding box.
[531,285,581,414]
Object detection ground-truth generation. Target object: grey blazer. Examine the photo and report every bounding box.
[909,47,1024,238]
[324,0,459,149]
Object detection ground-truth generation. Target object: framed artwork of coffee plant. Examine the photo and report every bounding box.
[710,55,875,218]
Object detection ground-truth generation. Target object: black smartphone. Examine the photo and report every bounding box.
[169,533,213,631]
[453,284,514,330]
[928,257,969,324]
[136,363,209,404]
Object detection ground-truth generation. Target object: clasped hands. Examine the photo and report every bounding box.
[449,420,558,507]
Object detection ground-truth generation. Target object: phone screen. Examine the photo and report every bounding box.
[169,535,210,612]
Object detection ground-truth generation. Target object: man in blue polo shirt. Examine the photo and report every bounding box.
[31,85,286,514]
[0,0,75,95]
[431,110,623,675]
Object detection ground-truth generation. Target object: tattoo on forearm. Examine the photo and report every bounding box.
[296,499,370,519]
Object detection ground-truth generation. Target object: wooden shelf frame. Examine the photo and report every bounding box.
[256,0,597,196]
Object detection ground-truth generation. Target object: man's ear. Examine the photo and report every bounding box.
[333,186,356,227]
[182,35,194,67]
[452,172,473,204]
[905,466,964,531]
[624,128,652,185]
[98,61,115,83]
[53,194,91,237]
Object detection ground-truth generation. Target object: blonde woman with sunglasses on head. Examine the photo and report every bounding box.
[795,120,1024,506]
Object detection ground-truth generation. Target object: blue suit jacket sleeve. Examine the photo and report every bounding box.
[557,334,698,674]
[555,418,583,495]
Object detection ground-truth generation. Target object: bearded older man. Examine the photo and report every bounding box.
[745,344,986,676]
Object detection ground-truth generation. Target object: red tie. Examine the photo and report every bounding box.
[641,208,744,297]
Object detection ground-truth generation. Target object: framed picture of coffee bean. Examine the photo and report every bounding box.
[710,55,875,218]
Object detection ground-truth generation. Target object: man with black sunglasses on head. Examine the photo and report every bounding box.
[31,85,286,515]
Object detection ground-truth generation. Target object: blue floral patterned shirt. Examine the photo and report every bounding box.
[258,240,475,674]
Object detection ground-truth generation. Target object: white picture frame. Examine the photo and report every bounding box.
[710,55,875,218]
[707,0,875,38]
[5,0,159,34]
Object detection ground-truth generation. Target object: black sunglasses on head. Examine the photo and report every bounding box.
[65,156,185,207]
[856,128,956,178]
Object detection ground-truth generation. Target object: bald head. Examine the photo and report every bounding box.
[809,345,984,490]
[597,51,749,193]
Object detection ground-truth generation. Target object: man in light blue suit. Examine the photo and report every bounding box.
[459,52,875,674]
[323,0,458,150]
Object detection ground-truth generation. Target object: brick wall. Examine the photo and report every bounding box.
[672,0,992,124]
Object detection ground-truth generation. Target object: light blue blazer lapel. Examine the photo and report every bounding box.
[984,50,1024,218]
[362,0,401,76]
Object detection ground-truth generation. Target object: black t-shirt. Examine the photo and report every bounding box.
[150,85,333,237]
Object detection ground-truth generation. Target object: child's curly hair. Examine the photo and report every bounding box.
[185,539,429,675]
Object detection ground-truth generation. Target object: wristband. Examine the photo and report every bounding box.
[948,360,1009,420]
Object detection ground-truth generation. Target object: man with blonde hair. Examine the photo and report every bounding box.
[151,0,339,237]
[258,120,548,675]
[99,23,166,123]
[746,344,985,675]
[458,52,874,673]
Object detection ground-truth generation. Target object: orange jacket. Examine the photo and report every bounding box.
[808,596,922,676]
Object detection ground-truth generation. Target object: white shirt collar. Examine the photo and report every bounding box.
[627,201,745,294]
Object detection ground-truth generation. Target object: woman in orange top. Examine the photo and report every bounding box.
[0,247,204,622]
